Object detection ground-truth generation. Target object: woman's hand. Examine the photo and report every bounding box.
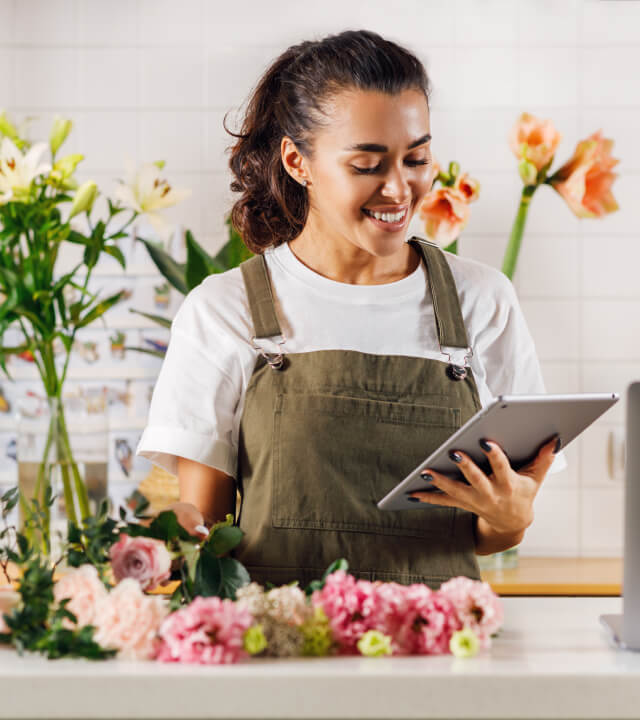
[408,435,560,536]
[164,501,210,540]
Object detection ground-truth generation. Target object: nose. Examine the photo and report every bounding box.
[380,162,412,201]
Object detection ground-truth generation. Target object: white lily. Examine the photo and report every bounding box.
[112,156,191,240]
[0,136,52,203]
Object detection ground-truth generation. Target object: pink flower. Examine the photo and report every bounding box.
[53,564,108,629]
[509,112,562,171]
[93,578,169,660]
[376,582,461,655]
[548,129,619,218]
[110,534,172,591]
[155,596,254,664]
[418,186,471,246]
[439,576,504,649]
[311,570,386,655]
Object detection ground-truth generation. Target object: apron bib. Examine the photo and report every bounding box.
[231,237,483,590]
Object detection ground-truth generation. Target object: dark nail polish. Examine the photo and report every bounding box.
[407,496,421,502]
[449,450,463,463]
[479,438,492,452]
[420,472,433,482]
[553,436,561,454]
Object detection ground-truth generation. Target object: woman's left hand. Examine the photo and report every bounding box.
[408,435,560,536]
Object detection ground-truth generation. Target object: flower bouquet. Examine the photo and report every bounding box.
[0,488,504,663]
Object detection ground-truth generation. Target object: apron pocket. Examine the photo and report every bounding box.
[272,392,461,539]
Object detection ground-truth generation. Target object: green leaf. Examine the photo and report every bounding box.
[137,237,188,294]
[127,308,172,328]
[75,290,126,329]
[185,230,222,289]
[194,548,221,597]
[178,540,200,584]
[102,243,126,270]
[207,525,243,557]
[217,557,250,600]
[214,222,253,271]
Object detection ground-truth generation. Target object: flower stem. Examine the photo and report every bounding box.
[501,184,537,280]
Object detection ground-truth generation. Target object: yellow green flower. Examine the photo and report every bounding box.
[243,624,267,655]
[357,630,392,657]
[69,180,98,219]
[50,116,73,155]
[301,606,333,656]
[449,627,480,658]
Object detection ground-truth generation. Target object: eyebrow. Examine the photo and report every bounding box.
[343,133,431,152]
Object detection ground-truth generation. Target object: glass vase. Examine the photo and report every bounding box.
[476,545,519,571]
[17,394,109,559]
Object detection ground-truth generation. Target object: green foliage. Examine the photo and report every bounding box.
[303,558,349,596]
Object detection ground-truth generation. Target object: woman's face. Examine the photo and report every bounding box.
[284,87,434,259]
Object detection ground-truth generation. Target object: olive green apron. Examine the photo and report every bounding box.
[231,237,483,590]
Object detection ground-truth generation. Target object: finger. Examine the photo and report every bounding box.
[445,449,492,495]
[408,488,470,511]
[477,439,513,489]
[194,524,210,538]
[421,471,477,509]
[518,435,560,482]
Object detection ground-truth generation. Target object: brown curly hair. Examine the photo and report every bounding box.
[224,29,432,255]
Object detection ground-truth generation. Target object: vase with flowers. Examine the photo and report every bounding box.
[0,110,189,555]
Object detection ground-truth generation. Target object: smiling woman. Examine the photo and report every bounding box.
[136,29,567,590]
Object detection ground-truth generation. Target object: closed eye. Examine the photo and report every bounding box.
[352,160,431,175]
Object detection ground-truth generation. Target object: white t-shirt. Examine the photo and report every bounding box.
[136,240,568,478]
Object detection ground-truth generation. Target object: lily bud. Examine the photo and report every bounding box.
[518,158,538,186]
[153,160,166,170]
[0,111,19,140]
[50,116,73,155]
[448,161,460,180]
[51,153,84,181]
[69,180,98,219]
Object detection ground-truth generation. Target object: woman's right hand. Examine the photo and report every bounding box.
[165,501,209,539]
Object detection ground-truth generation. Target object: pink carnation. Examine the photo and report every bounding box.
[110,534,172,591]
[155,596,253,664]
[438,576,504,649]
[311,570,387,655]
[377,582,461,655]
[93,578,169,660]
[53,564,108,629]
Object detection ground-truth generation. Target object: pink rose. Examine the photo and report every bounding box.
[156,596,254,664]
[110,534,172,591]
[93,578,169,660]
[53,564,108,629]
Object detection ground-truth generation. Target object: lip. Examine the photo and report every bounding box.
[362,204,409,213]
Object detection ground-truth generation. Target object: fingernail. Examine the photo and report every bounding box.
[553,436,561,454]
[407,496,421,503]
[194,524,209,535]
[420,471,433,482]
[449,450,463,463]
[479,438,492,452]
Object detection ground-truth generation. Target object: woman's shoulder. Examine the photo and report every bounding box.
[444,250,517,309]
[170,264,253,354]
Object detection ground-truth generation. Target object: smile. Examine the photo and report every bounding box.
[362,206,409,229]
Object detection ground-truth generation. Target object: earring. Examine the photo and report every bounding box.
[300,179,307,187]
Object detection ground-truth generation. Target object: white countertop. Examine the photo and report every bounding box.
[1,596,639,720]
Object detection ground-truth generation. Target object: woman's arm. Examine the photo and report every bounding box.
[177,456,237,526]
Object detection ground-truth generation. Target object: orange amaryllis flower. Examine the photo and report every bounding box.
[453,171,480,203]
[548,130,619,218]
[418,186,470,247]
[509,112,562,172]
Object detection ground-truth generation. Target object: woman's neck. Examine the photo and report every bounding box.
[287,228,421,286]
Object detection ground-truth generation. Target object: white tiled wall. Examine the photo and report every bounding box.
[1,0,638,556]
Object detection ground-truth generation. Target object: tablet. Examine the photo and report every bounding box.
[377,392,619,511]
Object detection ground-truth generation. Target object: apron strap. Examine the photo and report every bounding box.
[407,237,470,350]
[240,239,470,350]
[240,253,283,339]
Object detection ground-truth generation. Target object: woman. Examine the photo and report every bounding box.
[136,30,566,589]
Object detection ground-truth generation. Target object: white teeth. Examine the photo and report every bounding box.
[366,208,407,223]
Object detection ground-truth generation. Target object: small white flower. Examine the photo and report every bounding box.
[0,136,51,203]
[112,156,191,240]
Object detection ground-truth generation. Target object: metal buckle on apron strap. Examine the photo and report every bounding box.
[251,334,287,371]
[442,346,474,381]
